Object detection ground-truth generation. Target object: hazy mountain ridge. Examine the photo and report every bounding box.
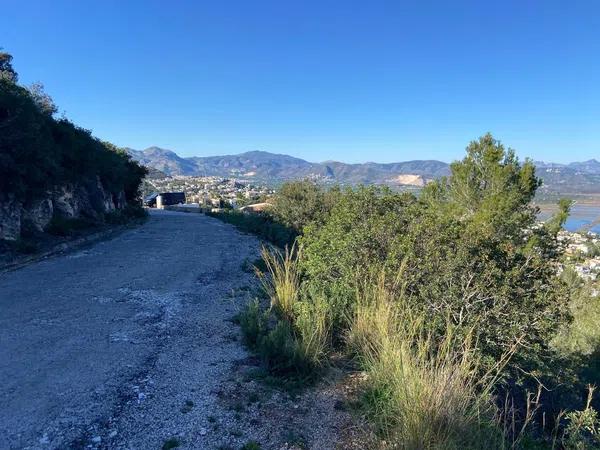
[126,147,451,186]
[126,147,600,192]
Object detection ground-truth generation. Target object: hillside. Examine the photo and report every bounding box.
[0,52,147,242]
[127,147,600,194]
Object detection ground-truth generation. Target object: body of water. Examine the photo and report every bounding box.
[539,204,600,233]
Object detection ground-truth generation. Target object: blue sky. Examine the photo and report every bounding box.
[2,0,599,163]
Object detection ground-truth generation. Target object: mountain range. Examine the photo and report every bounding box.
[126,147,600,194]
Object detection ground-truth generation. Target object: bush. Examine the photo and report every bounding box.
[271,180,340,233]
[562,392,600,449]
[238,246,331,381]
[238,299,268,349]
[347,278,509,449]
[300,140,573,399]
[206,210,296,248]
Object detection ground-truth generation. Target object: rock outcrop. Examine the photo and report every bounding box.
[0,194,23,241]
[0,180,127,241]
[21,198,53,233]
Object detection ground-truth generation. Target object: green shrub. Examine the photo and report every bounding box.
[238,300,268,349]
[348,278,509,449]
[237,246,331,382]
[271,180,340,233]
[561,387,600,449]
[300,137,574,408]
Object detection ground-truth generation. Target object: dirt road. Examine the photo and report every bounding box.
[0,210,262,449]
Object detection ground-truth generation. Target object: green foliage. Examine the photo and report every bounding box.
[348,279,508,449]
[561,387,600,449]
[206,210,296,248]
[26,82,57,116]
[0,50,18,82]
[272,180,340,232]
[554,271,600,354]
[238,247,331,382]
[299,186,419,329]
[293,134,588,444]
[0,52,147,206]
[301,136,572,388]
[238,299,268,349]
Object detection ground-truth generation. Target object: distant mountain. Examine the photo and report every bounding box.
[127,147,600,193]
[567,159,600,174]
[126,147,198,176]
[126,147,451,187]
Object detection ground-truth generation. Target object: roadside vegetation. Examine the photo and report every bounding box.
[206,209,296,248]
[236,134,600,449]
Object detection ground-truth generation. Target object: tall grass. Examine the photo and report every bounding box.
[259,244,301,322]
[347,277,511,449]
[239,244,331,379]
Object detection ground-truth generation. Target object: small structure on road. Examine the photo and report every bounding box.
[145,192,186,208]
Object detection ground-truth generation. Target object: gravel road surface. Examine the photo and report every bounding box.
[0,210,261,449]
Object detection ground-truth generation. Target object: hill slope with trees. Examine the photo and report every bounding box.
[0,51,147,242]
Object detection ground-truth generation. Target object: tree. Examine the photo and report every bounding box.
[272,180,340,233]
[0,50,18,83]
[27,82,57,116]
[0,52,147,207]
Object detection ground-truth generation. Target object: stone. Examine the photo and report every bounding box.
[21,197,53,233]
[86,177,116,214]
[0,194,23,241]
[52,185,78,218]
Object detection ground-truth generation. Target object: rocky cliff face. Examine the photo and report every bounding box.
[0,178,126,241]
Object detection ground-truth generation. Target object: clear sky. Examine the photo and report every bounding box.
[2,0,599,163]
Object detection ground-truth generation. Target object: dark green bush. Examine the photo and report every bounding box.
[271,180,340,233]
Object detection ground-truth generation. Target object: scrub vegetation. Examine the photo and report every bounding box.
[238,134,600,449]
